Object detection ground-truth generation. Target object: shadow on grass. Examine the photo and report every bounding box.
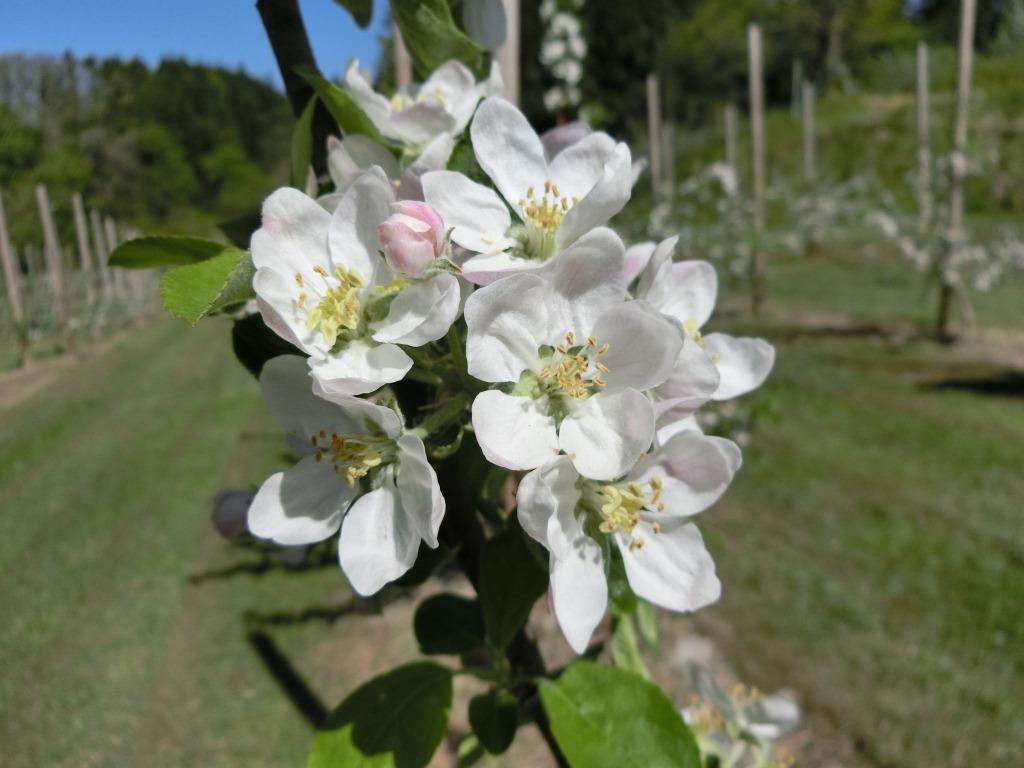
[247,629,327,727]
[920,369,1024,399]
[243,600,362,627]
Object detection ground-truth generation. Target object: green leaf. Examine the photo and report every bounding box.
[446,134,490,186]
[636,600,659,650]
[478,525,549,650]
[296,67,386,144]
[610,616,649,680]
[108,235,232,268]
[333,0,373,27]
[413,593,485,655]
[231,318,304,378]
[607,553,638,615]
[292,95,318,189]
[307,662,453,768]
[468,689,519,755]
[539,661,701,768]
[390,0,486,78]
[159,248,254,325]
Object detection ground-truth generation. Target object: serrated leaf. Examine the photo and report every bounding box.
[479,525,549,650]
[414,593,485,655]
[333,0,373,27]
[292,95,318,189]
[610,616,649,680]
[390,0,486,78]
[159,248,253,325]
[109,236,231,268]
[296,67,386,144]
[539,661,701,768]
[307,662,453,768]
[468,689,518,755]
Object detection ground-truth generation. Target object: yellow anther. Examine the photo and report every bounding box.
[596,362,609,373]
[586,335,597,347]
[565,331,575,345]
[551,184,561,197]
[592,376,606,387]
[572,195,579,204]
[597,343,610,355]
[313,264,328,277]
[544,180,551,193]
[652,522,662,534]
[294,272,304,287]
[629,537,645,551]
[305,265,365,347]
[527,185,534,197]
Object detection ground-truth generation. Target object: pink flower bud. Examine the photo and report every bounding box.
[377,201,445,278]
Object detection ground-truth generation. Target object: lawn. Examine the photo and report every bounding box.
[0,254,1021,767]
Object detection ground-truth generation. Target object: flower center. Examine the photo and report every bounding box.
[297,265,365,348]
[537,331,610,401]
[580,475,665,551]
[310,429,395,487]
[512,180,580,261]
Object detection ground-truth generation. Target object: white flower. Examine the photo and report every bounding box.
[631,237,775,422]
[422,97,632,284]
[326,132,455,204]
[343,59,503,150]
[251,168,462,397]
[465,229,681,480]
[247,356,444,595]
[517,430,741,652]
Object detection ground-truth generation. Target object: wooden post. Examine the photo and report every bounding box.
[916,41,933,234]
[104,217,127,298]
[724,103,739,196]
[802,80,816,184]
[496,0,520,104]
[35,183,70,345]
[661,121,676,204]
[90,208,114,300]
[393,23,412,88]
[748,23,767,314]
[937,0,976,339]
[646,73,662,200]
[0,189,29,365]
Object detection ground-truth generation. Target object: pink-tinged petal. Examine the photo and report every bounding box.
[541,121,594,162]
[652,338,721,418]
[631,431,741,518]
[702,333,775,400]
[624,241,656,284]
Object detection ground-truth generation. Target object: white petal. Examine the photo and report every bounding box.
[471,97,547,213]
[645,260,718,328]
[516,456,581,555]
[702,333,776,400]
[548,131,617,202]
[328,167,394,287]
[624,241,655,284]
[248,455,355,545]
[396,433,445,547]
[421,170,513,254]
[540,121,593,162]
[420,60,484,134]
[559,389,654,481]
[556,143,632,247]
[329,134,401,185]
[636,236,678,298]
[550,540,607,654]
[252,267,316,354]
[541,227,625,338]
[472,390,559,471]
[617,522,721,612]
[631,431,740,518]
[654,413,703,446]
[338,484,420,595]
[459,250,544,285]
[464,273,548,382]
[590,302,682,392]
[251,187,331,274]
[310,341,412,397]
[398,133,455,200]
[372,273,461,346]
[390,103,457,147]
[652,337,720,417]
[342,60,397,140]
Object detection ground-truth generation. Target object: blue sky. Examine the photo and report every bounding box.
[1,0,389,87]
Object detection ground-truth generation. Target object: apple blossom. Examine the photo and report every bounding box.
[377,201,446,278]
[247,355,444,595]
[251,168,462,397]
[517,430,741,652]
[343,58,503,150]
[326,132,455,203]
[422,97,633,284]
[465,229,681,480]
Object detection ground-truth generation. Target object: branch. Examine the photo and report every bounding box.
[255,0,331,176]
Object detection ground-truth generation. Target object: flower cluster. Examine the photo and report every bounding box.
[246,62,774,653]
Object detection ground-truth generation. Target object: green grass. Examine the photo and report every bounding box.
[700,316,1024,767]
